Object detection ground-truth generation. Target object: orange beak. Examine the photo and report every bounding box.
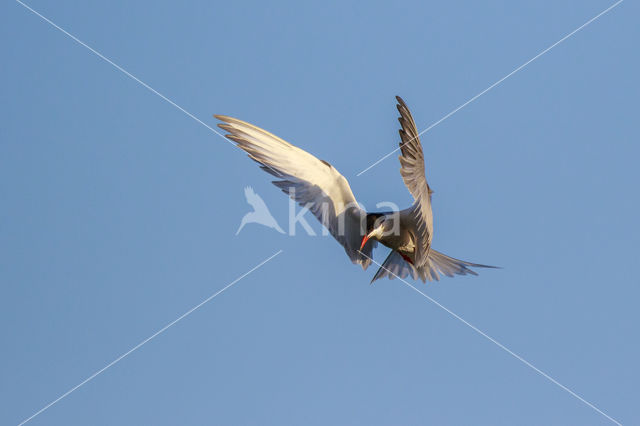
[360,235,370,250]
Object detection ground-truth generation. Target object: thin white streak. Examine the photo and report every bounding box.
[356,0,624,176]
[15,0,230,143]
[15,1,284,185]
[17,250,283,426]
[359,251,622,425]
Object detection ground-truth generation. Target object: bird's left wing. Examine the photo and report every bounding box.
[396,96,433,267]
[216,115,375,269]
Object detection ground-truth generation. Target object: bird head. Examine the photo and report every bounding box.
[360,214,386,250]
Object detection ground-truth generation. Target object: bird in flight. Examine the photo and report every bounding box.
[216,96,497,283]
[236,186,285,235]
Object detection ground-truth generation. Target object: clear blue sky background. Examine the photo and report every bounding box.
[1,1,638,425]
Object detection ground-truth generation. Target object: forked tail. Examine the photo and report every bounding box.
[371,249,498,284]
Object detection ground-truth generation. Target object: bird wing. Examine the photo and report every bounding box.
[370,250,417,283]
[216,114,375,269]
[396,96,433,267]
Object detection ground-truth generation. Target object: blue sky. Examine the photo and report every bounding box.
[1,1,638,425]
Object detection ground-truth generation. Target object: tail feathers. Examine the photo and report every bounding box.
[428,249,499,279]
[371,249,498,284]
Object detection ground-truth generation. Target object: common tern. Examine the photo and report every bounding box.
[216,96,497,283]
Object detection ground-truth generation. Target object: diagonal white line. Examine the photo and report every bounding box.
[17,250,283,426]
[356,0,624,176]
[15,0,230,144]
[359,251,622,425]
[15,0,285,179]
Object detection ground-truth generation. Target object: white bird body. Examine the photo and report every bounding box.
[216,96,496,283]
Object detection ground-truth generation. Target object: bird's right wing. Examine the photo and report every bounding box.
[216,115,375,269]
